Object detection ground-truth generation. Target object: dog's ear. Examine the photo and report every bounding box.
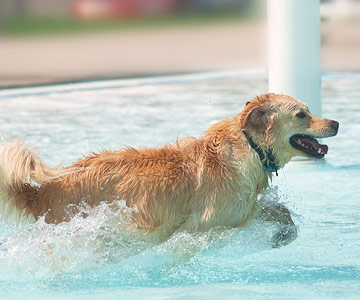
[242,105,275,135]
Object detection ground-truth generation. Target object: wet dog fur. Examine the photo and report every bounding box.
[0,93,339,246]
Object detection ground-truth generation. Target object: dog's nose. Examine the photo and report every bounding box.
[331,120,339,132]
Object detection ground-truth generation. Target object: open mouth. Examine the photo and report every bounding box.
[289,134,329,159]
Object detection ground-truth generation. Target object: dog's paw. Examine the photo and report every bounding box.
[272,224,298,248]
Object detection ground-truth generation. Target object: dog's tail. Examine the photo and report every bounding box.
[0,140,66,221]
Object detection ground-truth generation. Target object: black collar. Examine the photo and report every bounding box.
[242,130,279,176]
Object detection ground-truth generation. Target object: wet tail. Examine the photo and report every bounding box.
[0,140,66,222]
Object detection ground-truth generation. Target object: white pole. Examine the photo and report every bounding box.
[267,0,321,116]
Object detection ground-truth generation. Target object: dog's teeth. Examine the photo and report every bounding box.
[317,149,322,154]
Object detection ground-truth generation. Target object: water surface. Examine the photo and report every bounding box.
[0,72,359,299]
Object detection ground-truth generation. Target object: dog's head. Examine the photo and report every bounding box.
[239,93,339,166]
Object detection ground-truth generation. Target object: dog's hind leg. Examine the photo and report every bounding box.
[260,203,298,248]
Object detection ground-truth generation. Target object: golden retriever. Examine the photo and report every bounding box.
[0,93,338,247]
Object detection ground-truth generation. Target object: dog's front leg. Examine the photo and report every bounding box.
[260,204,298,248]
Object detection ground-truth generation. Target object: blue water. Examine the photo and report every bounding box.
[0,72,359,299]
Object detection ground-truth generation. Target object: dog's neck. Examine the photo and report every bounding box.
[242,129,279,176]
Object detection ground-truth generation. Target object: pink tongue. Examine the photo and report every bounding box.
[321,144,329,154]
[302,136,328,154]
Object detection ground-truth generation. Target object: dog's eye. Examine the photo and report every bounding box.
[296,112,307,119]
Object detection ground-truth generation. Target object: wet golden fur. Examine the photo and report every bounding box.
[0,93,338,243]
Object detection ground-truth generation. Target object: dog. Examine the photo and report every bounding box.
[0,93,338,247]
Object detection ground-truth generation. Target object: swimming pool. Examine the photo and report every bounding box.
[0,71,359,299]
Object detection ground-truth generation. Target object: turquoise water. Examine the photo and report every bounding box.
[0,72,359,299]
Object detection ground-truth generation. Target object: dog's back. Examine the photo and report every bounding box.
[0,130,258,239]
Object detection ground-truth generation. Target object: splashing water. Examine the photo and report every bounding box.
[0,187,285,280]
